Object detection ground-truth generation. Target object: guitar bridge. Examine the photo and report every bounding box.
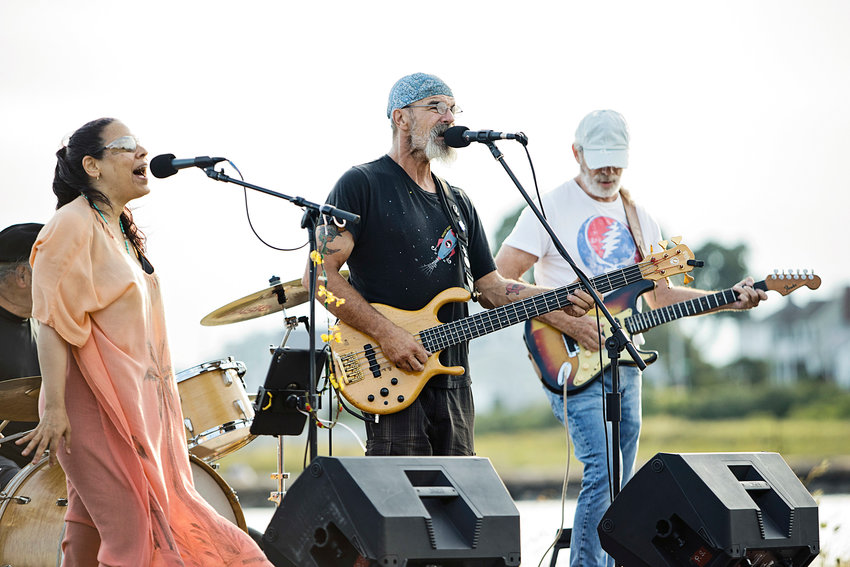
[335,351,365,384]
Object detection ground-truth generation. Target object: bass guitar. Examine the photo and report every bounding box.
[525,270,821,395]
[332,242,696,414]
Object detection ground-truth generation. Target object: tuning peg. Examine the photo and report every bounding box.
[657,240,668,249]
[670,236,682,246]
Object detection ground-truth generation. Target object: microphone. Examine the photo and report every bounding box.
[150,154,227,178]
[443,126,528,148]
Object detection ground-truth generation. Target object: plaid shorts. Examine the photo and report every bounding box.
[364,382,475,456]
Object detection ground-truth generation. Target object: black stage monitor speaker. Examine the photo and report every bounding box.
[598,452,820,567]
[262,456,521,567]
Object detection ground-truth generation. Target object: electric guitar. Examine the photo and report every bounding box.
[331,241,697,414]
[525,270,822,395]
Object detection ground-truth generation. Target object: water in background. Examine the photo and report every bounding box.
[243,495,849,566]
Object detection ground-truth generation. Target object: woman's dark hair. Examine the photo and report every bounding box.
[53,117,146,253]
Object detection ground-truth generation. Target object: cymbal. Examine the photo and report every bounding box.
[200,271,349,326]
[0,376,41,422]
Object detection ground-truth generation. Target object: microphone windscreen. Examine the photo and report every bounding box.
[443,126,471,148]
[150,154,178,178]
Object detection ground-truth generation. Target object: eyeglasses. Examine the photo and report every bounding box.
[102,135,140,153]
[403,102,462,116]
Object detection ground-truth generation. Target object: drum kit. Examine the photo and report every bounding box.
[0,274,332,565]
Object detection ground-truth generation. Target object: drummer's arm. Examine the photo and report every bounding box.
[16,324,72,466]
[301,224,430,373]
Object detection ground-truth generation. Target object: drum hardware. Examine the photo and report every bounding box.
[268,471,290,505]
[276,315,300,352]
[0,493,31,505]
[234,398,249,419]
[0,428,34,445]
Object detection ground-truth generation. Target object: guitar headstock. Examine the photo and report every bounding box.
[640,237,699,282]
[764,269,822,295]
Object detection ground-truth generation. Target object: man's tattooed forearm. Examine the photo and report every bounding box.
[505,282,526,297]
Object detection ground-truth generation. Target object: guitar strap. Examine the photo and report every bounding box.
[619,186,648,260]
[434,175,479,301]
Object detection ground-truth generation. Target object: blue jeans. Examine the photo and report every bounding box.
[544,365,642,567]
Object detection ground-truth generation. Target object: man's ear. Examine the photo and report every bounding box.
[392,107,410,132]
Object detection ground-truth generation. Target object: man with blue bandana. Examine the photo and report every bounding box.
[303,73,594,456]
[495,110,766,567]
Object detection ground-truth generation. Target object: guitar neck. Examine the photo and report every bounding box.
[419,264,646,353]
[625,280,767,334]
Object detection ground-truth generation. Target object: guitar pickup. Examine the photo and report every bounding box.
[364,344,381,377]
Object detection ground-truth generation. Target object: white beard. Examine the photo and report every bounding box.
[411,120,457,164]
[580,168,621,199]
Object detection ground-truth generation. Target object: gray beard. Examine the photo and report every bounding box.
[411,123,457,164]
[580,169,621,199]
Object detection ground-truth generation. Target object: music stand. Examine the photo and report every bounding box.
[251,346,328,437]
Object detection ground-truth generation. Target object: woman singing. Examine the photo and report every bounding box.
[18,118,271,566]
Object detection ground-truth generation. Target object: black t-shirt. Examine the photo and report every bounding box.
[326,155,496,387]
[0,304,40,467]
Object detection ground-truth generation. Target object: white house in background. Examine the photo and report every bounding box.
[739,287,850,389]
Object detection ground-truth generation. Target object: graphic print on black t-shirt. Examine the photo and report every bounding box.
[421,226,457,275]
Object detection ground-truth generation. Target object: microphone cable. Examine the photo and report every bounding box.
[224,159,309,252]
[519,142,547,220]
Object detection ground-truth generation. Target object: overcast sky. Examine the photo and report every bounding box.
[2,0,847,372]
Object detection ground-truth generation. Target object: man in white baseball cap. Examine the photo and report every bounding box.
[496,109,766,567]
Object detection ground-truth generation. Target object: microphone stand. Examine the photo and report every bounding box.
[203,167,359,462]
[479,141,646,500]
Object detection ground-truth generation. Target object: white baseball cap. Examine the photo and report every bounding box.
[575,109,630,169]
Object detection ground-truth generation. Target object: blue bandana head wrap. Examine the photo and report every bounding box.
[386,73,453,118]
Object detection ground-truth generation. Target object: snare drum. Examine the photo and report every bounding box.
[177,357,256,462]
[0,455,246,565]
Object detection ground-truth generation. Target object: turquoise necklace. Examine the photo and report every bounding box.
[85,195,131,255]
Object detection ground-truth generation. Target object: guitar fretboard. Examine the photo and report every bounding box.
[625,279,774,334]
[419,264,647,353]
[625,288,741,334]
